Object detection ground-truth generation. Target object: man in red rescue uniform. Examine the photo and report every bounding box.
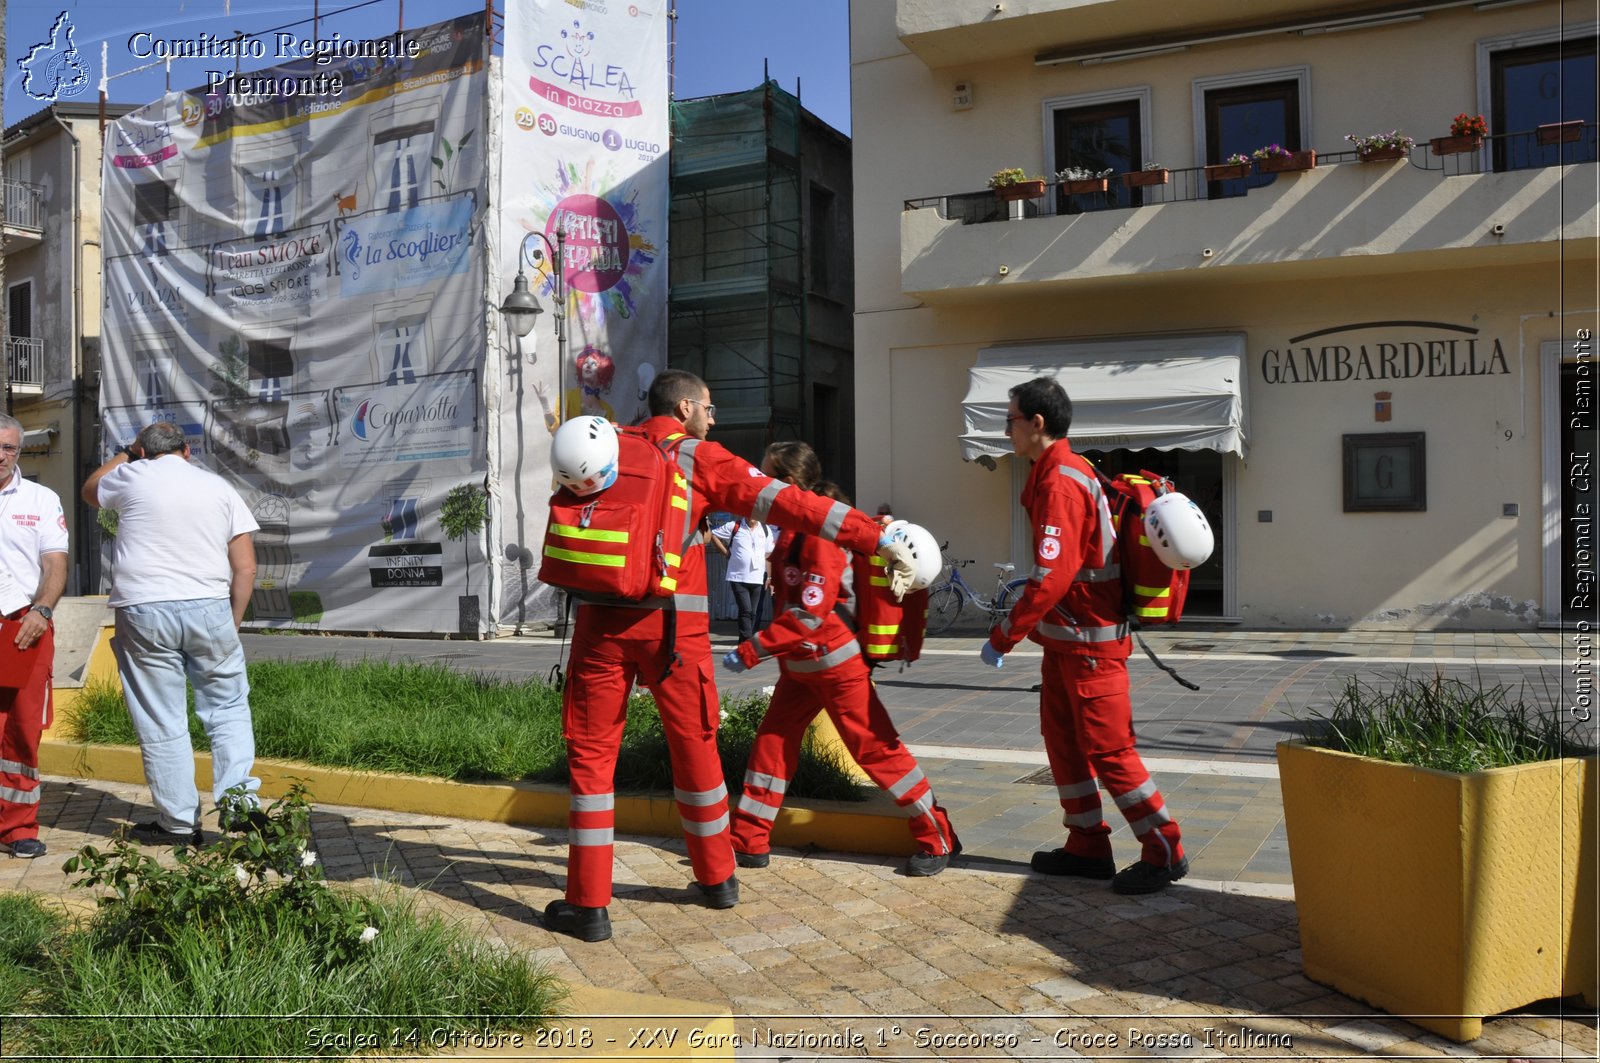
[547,369,921,941]
[980,377,1187,895]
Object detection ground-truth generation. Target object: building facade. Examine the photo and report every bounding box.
[670,82,857,491]
[2,103,134,595]
[853,0,1596,629]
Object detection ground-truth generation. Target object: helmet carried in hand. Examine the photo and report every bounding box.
[882,519,943,591]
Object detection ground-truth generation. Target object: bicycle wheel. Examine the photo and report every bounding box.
[925,582,965,635]
[993,578,1030,621]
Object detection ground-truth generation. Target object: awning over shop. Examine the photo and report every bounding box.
[20,425,56,454]
[959,334,1249,459]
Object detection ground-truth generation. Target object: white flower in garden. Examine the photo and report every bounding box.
[360,926,380,944]
[301,850,317,868]
[233,864,249,888]
[760,685,776,698]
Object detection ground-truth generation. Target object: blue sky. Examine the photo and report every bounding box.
[4,0,851,132]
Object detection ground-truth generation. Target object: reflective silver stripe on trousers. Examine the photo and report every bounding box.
[0,758,39,781]
[820,500,849,541]
[676,439,700,553]
[744,770,789,795]
[585,593,709,613]
[571,827,614,846]
[570,793,615,812]
[1063,810,1104,828]
[784,641,860,672]
[1056,779,1099,800]
[1075,564,1121,583]
[674,782,728,807]
[0,784,38,805]
[737,795,779,821]
[681,812,731,836]
[1058,465,1117,567]
[1113,779,1159,809]
[1037,620,1129,643]
[1128,807,1173,836]
[751,480,784,522]
[905,792,935,818]
[887,766,926,800]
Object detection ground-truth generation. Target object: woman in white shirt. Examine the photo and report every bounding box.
[710,517,774,641]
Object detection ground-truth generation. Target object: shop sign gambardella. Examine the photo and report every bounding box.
[1260,320,1510,384]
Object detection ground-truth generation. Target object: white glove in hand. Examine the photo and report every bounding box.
[875,537,916,601]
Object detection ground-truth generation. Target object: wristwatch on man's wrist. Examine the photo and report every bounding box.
[30,605,52,621]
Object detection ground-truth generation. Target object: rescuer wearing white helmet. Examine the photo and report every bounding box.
[980,376,1188,896]
[721,442,959,876]
[545,370,925,943]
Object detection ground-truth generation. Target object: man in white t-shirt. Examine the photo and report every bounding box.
[0,415,68,859]
[709,516,775,642]
[82,421,262,846]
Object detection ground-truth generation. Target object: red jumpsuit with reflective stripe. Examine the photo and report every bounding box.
[989,438,1184,868]
[730,530,955,858]
[0,627,52,844]
[562,416,886,907]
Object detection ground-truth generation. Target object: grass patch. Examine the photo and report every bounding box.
[1296,672,1592,772]
[68,661,865,802]
[0,787,566,1059]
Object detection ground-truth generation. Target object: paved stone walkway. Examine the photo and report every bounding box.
[5,773,1594,1061]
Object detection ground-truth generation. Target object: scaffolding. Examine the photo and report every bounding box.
[669,81,807,466]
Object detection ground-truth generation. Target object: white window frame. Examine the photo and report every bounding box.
[371,295,436,385]
[1042,86,1154,177]
[367,96,441,215]
[1191,66,1312,168]
[237,132,306,239]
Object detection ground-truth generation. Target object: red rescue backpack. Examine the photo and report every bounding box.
[1097,469,1192,626]
[851,552,928,665]
[539,427,693,602]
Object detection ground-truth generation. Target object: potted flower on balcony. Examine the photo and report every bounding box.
[1252,143,1316,173]
[1346,130,1416,163]
[1279,674,1596,1042]
[1055,165,1114,195]
[1122,161,1170,188]
[989,167,1046,203]
[1204,153,1252,181]
[1431,112,1488,155]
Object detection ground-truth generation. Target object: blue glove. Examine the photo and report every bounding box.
[722,650,749,674]
[980,642,1005,669]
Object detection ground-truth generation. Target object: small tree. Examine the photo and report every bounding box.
[439,482,489,595]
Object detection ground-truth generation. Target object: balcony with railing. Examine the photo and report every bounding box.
[1,180,46,252]
[5,337,45,393]
[900,125,1597,299]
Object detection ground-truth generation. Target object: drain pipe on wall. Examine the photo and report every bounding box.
[49,109,87,595]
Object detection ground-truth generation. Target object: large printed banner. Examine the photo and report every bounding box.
[500,0,670,622]
[99,13,491,634]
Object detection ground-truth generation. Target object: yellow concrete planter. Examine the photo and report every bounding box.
[1277,741,1598,1042]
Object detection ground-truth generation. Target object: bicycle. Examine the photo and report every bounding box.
[925,546,1029,635]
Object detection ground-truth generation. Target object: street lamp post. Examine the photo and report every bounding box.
[500,228,567,636]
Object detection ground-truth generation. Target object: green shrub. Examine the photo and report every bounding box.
[0,784,569,1059]
[1297,672,1591,773]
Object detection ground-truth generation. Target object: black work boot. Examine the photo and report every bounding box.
[543,899,613,942]
[696,875,739,909]
[1030,847,1116,879]
[1110,856,1190,895]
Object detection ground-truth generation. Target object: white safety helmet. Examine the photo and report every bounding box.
[1142,492,1214,570]
[550,416,619,496]
[882,519,943,591]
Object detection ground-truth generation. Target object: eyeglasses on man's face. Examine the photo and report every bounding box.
[1004,413,1027,429]
[688,399,717,417]
[0,444,20,455]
